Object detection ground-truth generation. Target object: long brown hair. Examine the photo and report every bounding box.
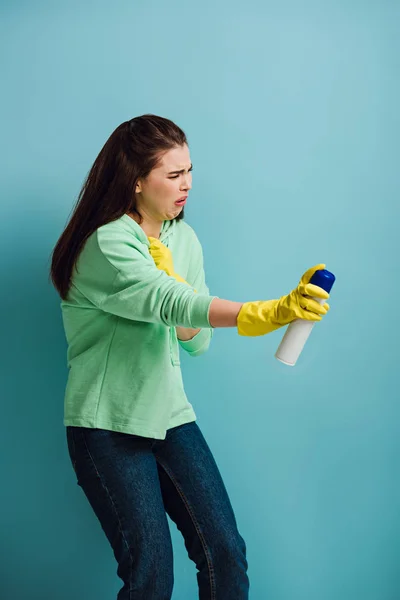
[49,114,188,300]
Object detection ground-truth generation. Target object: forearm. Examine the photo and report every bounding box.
[176,326,201,341]
[208,298,244,328]
[176,297,244,338]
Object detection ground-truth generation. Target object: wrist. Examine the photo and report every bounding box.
[176,326,200,341]
[208,298,244,328]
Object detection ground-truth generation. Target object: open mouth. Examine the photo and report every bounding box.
[175,198,187,206]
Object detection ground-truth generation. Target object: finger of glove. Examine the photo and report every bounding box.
[149,243,165,255]
[299,310,323,322]
[300,264,326,285]
[148,240,172,263]
[300,297,328,315]
[148,236,161,247]
[302,283,330,300]
[148,237,166,252]
[148,244,161,256]
[149,249,164,263]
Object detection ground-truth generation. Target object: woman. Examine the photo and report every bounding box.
[50,114,330,600]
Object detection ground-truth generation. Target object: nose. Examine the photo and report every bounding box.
[180,173,192,192]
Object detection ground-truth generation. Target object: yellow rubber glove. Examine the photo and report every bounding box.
[237,264,330,337]
[148,236,196,290]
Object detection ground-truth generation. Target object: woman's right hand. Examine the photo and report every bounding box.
[236,264,330,337]
[148,237,194,287]
[148,237,176,277]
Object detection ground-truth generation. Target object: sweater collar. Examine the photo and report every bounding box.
[120,213,176,246]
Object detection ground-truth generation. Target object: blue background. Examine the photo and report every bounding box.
[1,1,399,598]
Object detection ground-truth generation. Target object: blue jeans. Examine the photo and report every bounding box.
[66,421,250,599]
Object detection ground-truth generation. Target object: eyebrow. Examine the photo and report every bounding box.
[167,163,193,175]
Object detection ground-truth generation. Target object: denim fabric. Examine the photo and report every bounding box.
[66,420,250,599]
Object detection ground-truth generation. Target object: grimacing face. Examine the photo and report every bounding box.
[135,144,193,222]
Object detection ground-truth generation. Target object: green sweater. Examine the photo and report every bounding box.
[61,214,217,439]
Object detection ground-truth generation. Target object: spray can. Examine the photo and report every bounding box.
[275,269,335,366]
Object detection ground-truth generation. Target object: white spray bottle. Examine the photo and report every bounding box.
[275,268,335,366]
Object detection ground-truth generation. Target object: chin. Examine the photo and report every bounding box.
[165,207,185,221]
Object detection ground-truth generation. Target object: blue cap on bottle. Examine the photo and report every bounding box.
[309,269,336,293]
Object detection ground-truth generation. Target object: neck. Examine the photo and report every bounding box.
[127,212,163,239]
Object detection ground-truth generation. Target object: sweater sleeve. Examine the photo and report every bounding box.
[178,229,216,357]
[71,225,216,329]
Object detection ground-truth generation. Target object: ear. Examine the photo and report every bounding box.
[135,179,142,193]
